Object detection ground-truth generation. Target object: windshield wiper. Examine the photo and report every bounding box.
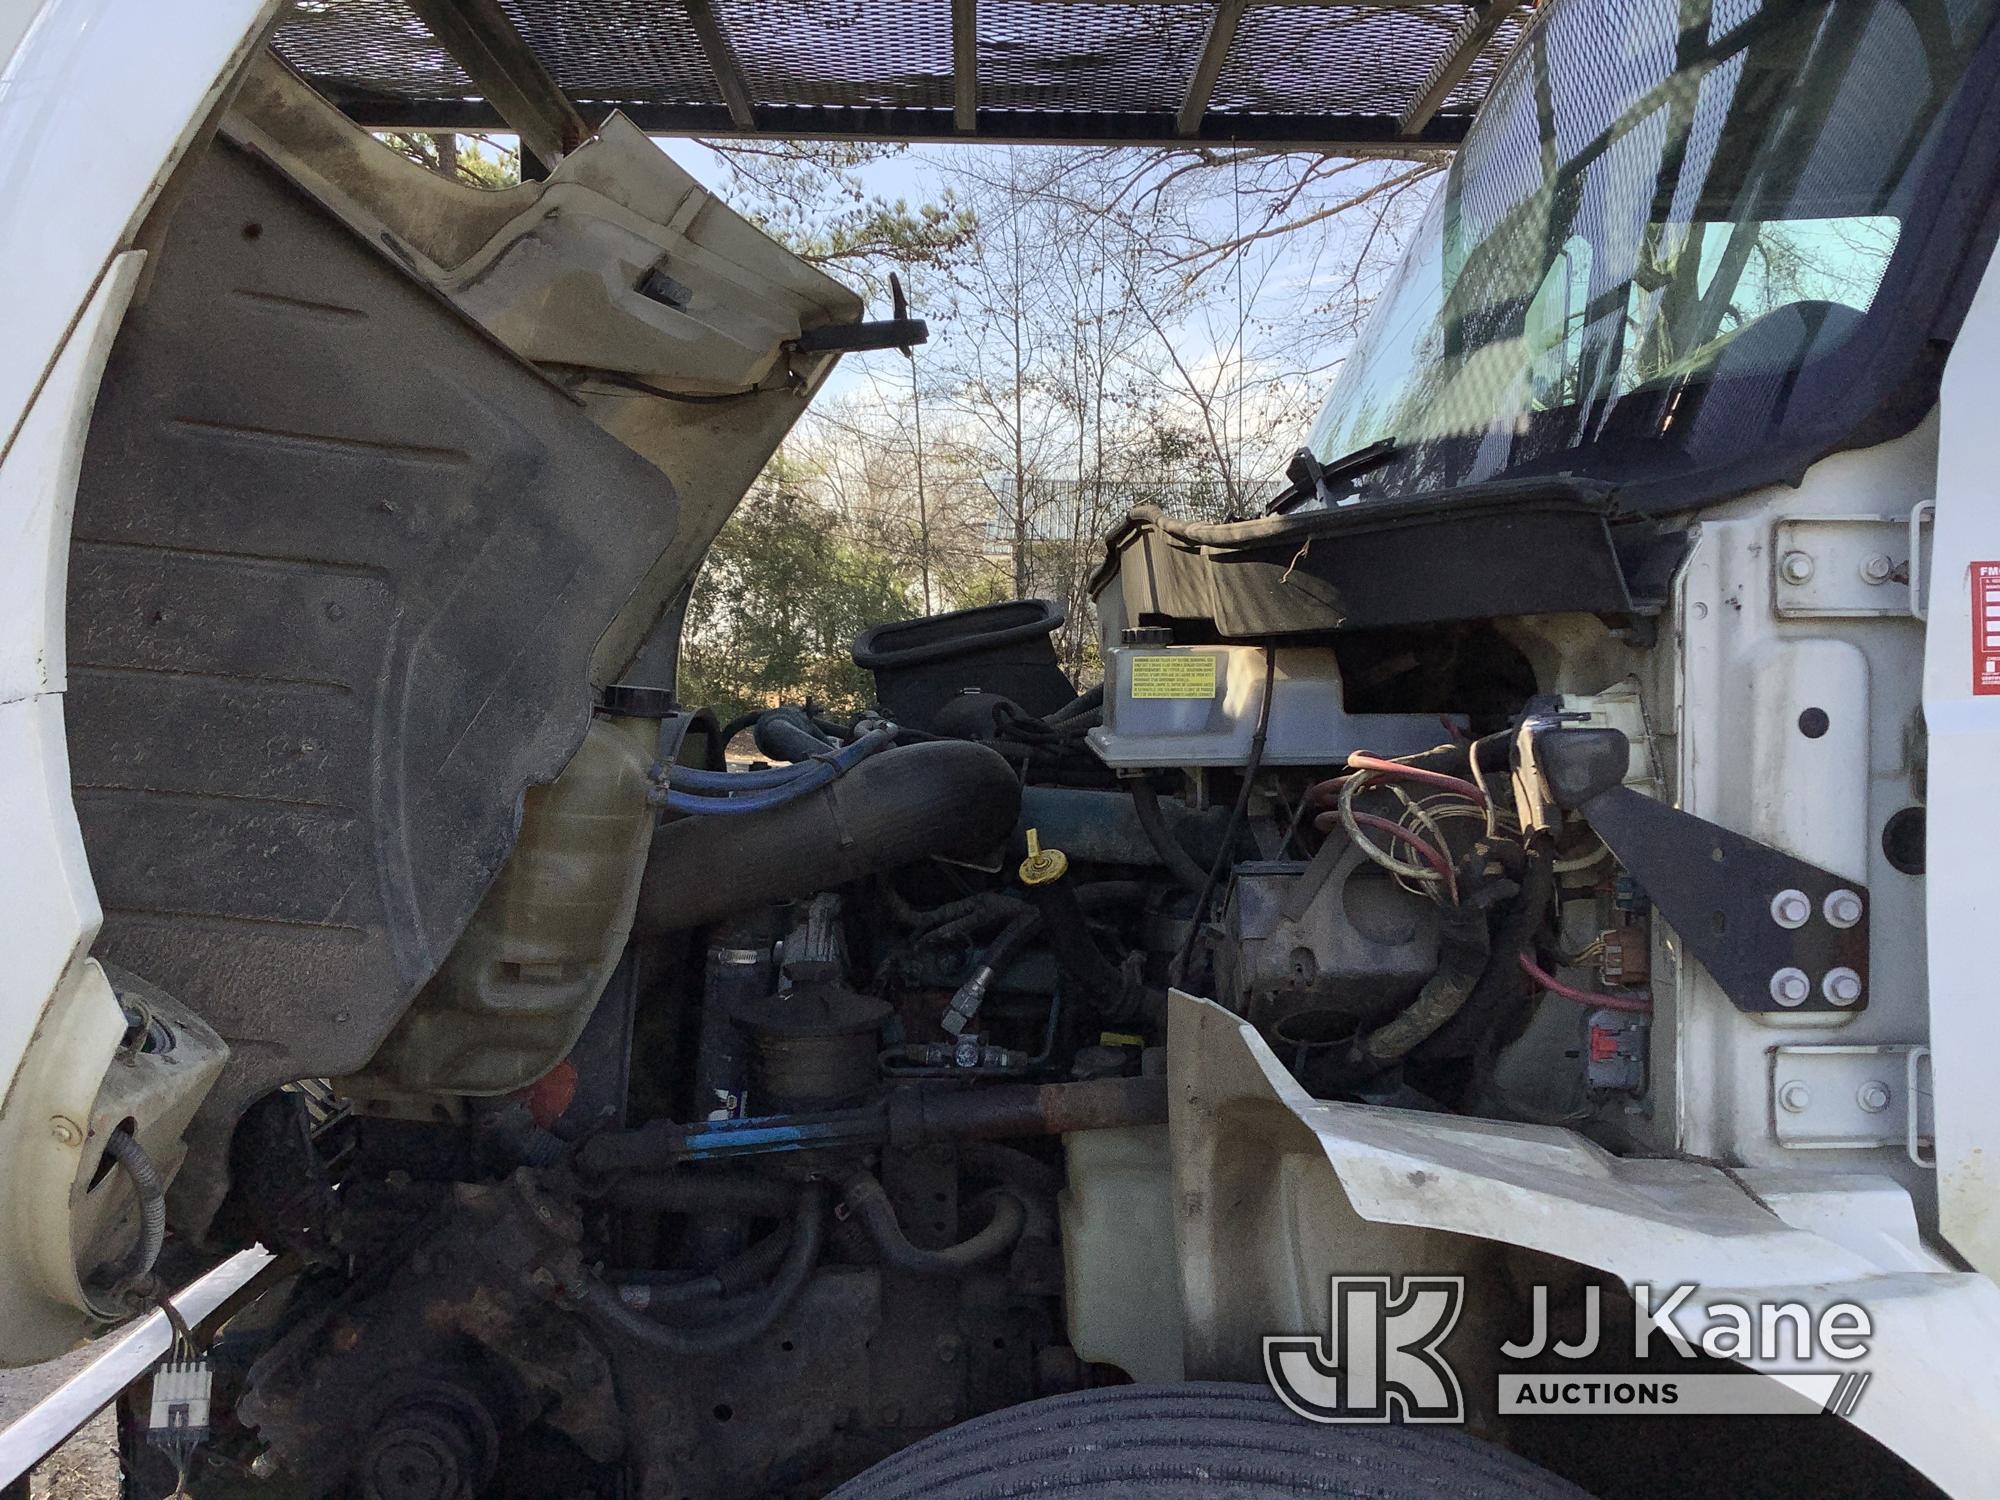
[1273,438,1400,514]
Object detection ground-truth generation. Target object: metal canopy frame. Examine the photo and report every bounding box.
[272,0,1525,154]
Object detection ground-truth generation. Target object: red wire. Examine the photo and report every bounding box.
[1346,752,1489,808]
[1518,952,1653,1014]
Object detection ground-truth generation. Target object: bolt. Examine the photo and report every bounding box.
[935,1334,963,1365]
[1861,554,1896,584]
[1780,551,1816,585]
[1857,1081,1893,1114]
[530,1266,557,1290]
[876,1404,903,1426]
[251,1452,280,1479]
[1824,889,1864,929]
[48,1116,82,1147]
[1778,1080,1813,1114]
[1823,967,1864,1006]
[1770,889,1812,929]
[1770,967,1812,1006]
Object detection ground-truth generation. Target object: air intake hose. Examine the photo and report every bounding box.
[635,740,1021,934]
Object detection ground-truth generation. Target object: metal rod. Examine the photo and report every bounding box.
[0,1250,275,1488]
[1178,0,1249,138]
[1399,1,1516,137]
[404,0,591,165]
[682,0,760,131]
[953,0,979,133]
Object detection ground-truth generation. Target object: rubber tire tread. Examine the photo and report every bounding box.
[826,1382,1595,1500]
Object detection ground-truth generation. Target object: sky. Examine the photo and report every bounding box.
[459,130,1430,474]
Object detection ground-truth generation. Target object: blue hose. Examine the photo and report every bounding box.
[668,760,819,792]
[657,725,896,817]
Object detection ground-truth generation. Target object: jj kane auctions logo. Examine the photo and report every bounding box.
[1265,1277,1873,1423]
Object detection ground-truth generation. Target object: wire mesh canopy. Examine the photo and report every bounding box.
[271,0,1526,153]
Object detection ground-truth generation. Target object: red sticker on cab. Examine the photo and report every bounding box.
[1975,562,2000,695]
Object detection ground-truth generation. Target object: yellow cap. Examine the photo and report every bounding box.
[1018,828,1069,886]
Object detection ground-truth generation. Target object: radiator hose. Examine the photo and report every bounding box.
[636,740,1022,933]
[839,1171,1026,1277]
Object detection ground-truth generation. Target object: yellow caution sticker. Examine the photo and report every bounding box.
[1129,654,1217,700]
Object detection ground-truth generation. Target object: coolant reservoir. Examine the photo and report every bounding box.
[1087,635,1450,769]
[352,705,661,1099]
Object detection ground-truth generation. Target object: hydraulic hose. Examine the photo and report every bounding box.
[839,1171,1026,1277]
[1130,781,1213,893]
[576,1182,826,1352]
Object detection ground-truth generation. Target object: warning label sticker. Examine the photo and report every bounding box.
[1976,562,2000,695]
[1130,654,1218,700]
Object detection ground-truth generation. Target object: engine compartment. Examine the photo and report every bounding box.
[147,570,1743,1498]
[46,65,1896,1500]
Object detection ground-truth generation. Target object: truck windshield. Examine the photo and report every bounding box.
[1305,0,2000,512]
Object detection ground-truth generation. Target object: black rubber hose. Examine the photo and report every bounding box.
[1024,878,1163,1027]
[637,740,1022,933]
[717,709,763,751]
[1343,898,1493,1072]
[1170,648,1276,987]
[1414,847,1552,1063]
[1129,781,1212,893]
[839,1171,1026,1277]
[576,1182,826,1352]
[609,1223,796,1307]
[753,706,840,762]
[1044,684,1106,725]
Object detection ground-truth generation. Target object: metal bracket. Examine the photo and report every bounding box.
[1772,513,1925,618]
[1772,1045,1933,1155]
[1909,500,1937,621]
[1537,730,1869,1014]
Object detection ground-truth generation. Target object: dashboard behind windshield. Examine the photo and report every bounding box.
[1306,0,2000,513]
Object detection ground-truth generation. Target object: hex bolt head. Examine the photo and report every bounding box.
[48,1116,82,1147]
[1824,888,1864,929]
[1857,1081,1893,1114]
[1770,967,1812,1006]
[1780,551,1816,584]
[1770,889,1812,929]
[1822,967,1863,1006]
[1861,554,1896,584]
[1778,1080,1813,1114]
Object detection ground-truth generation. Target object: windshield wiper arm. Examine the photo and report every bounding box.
[1274,438,1400,513]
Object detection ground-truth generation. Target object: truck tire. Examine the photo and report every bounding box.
[826,1383,1596,1499]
